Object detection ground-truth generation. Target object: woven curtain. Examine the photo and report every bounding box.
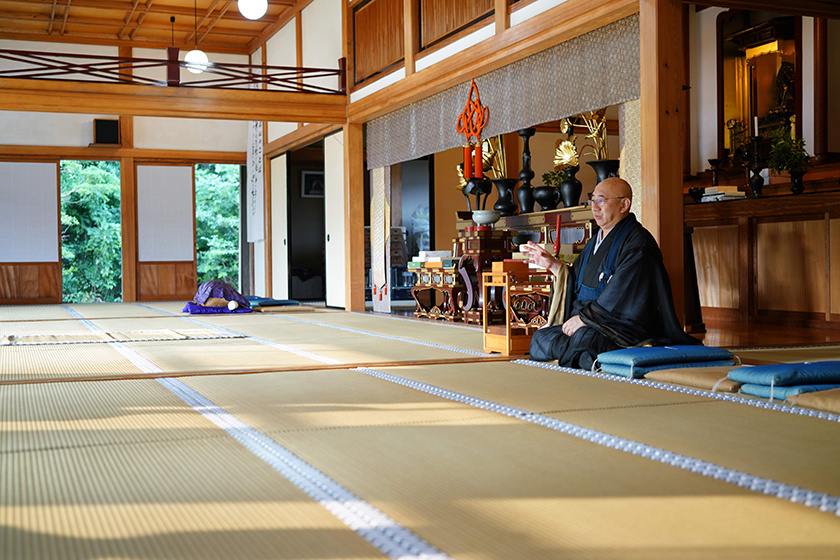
[366,14,640,170]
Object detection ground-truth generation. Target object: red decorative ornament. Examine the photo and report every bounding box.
[456,80,489,179]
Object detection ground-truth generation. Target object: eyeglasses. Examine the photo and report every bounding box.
[585,194,626,207]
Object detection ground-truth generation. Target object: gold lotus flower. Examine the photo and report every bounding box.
[456,162,467,191]
[553,139,578,169]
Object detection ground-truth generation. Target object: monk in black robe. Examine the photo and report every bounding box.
[520,177,700,369]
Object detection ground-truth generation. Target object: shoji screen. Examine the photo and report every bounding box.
[136,164,196,300]
[0,162,61,303]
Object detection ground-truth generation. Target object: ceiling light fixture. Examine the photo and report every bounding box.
[238,0,268,20]
[185,0,208,74]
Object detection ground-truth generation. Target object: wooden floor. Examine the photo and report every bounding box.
[378,305,840,349]
[698,319,840,349]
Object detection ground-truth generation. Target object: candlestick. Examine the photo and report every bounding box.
[753,116,758,136]
[474,143,483,178]
[464,146,473,179]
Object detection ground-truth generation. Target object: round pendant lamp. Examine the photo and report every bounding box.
[186,0,208,74]
[185,49,209,74]
[238,0,268,20]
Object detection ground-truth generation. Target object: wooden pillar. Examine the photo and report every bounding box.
[404,0,419,76]
[121,157,137,301]
[344,122,366,311]
[640,0,686,323]
[814,17,830,162]
[495,0,510,35]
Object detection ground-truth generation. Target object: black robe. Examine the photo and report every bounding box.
[530,213,701,369]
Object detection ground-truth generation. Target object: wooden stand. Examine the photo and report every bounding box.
[482,260,551,355]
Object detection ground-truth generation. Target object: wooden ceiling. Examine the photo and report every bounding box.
[0,0,302,55]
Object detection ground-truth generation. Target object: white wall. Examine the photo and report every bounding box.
[0,111,116,147]
[134,117,247,151]
[265,18,299,141]
[689,6,727,175]
[302,0,343,91]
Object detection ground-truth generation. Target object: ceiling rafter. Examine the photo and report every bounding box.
[129,0,155,41]
[198,1,235,45]
[60,0,72,36]
[47,0,58,35]
[118,0,143,39]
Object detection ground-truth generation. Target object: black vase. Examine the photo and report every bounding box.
[559,165,583,207]
[533,186,560,211]
[587,159,620,184]
[517,128,536,213]
[491,178,519,216]
[749,167,764,197]
[789,170,806,195]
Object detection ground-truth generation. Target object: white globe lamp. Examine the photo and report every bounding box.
[185,49,209,74]
[238,0,268,20]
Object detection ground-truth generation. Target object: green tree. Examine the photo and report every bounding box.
[195,163,241,287]
[60,160,122,303]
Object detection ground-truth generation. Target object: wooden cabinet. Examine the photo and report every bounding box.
[685,191,840,329]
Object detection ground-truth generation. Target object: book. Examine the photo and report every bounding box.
[704,185,741,194]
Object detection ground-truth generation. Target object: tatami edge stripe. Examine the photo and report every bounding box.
[353,366,840,517]
[514,359,840,424]
[158,377,452,560]
[273,315,491,357]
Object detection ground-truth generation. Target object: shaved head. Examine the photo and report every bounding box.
[590,177,632,234]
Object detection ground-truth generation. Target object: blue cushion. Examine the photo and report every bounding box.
[597,345,734,368]
[739,383,840,401]
[245,296,300,308]
[728,361,840,386]
[601,360,737,379]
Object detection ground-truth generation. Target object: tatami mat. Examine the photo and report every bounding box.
[4,304,840,559]
[0,305,73,322]
[0,343,145,380]
[182,368,840,560]
[1,437,387,560]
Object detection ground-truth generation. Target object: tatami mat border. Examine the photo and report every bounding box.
[159,377,452,560]
[516,359,840,423]
[353,366,840,517]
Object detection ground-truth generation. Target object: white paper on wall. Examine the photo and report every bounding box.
[0,161,59,263]
[137,165,194,262]
[247,120,264,242]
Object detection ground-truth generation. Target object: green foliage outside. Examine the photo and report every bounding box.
[60,161,241,303]
[60,160,123,303]
[195,163,241,288]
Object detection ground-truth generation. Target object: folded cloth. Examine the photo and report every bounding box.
[193,280,250,308]
[600,360,737,379]
[595,345,735,378]
[739,383,840,401]
[245,296,300,308]
[641,366,743,392]
[728,361,840,386]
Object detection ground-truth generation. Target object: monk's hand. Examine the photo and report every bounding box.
[519,241,561,274]
[562,315,585,337]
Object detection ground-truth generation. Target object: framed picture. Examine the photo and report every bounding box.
[301,171,324,198]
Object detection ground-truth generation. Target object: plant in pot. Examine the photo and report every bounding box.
[767,126,812,195]
[573,108,619,184]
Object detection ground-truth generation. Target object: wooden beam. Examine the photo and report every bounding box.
[404,0,419,77]
[265,123,342,158]
[0,78,347,122]
[688,0,840,19]
[495,0,510,35]
[347,0,637,124]
[640,0,686,322]
[344,121,365,312]
[0,145,245,163]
